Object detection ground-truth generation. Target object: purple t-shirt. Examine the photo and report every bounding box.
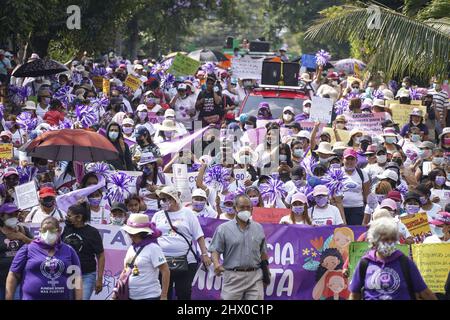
[10,241,81,300]
[349,249,427,300]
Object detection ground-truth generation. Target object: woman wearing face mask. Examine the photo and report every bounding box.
[3,115,26,147]
[232,147,258,183]
[413,184,442,236]
[257,102,273,120]
[109,202,128,226]
[218,193,236,220]
[315,142,335,168]
[280,106,295,127]
[430,148,445,171]
[333,115,348,132]
[291,140,305,165]
[126,194,147,214]
[106,122,134,171]
[363,181,392,226]
[136,153,163,214]
[255,123,281,174]
[151,186,211,300]
[134,104,156,135]
[414,141,435,182]
[381,128,401,155]
[87,189,111,225]
[400,108,429,141]
[154,120,181,144]
[245,186,264,208]
[402,192,422,216]
[309,185,345,226]
[400,126,423,156]
[0,203,33,300]
[187,189,217,218]
[25,187,65,223]
[6,217,83,300]
[342,148,370,225]
[121,117,136,141]
[62,201,105,300]
[429,169,449,205]
[36,89,52,118]
[439,127,450,153]
[349,217,437,300]
[280,193,311,225]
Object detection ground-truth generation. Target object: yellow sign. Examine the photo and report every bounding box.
[102,78,110,97]
[0,143,13,159]
[386,100,422,107]
[124,75,142,92]
[400,212,432,242]
[322,127,350,144]
[390,104,427,127]
[92,76,104,90]
[411,243,450,293]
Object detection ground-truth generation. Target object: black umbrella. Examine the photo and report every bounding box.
[188,49,218,62]
[211,50,229,62]
[12,58,69,78]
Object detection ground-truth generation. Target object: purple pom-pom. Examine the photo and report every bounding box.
[322,167,349,196]
[372,89,384,99]
[260,177,287,206]
[75,104,98,128]
[53,85,76,107]
[397,183,408,197]
[334,99,350,115]
[106,172,133,203]
[204,165,231,190]
[17,166,37,184]
[202,62,216,75]
[301,156,317,176]
[16,112,38,133]
[409,88,422,100]
[0,103,5,121]
[315,50,331,66]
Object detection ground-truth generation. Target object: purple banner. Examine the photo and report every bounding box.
[192,218,366,300]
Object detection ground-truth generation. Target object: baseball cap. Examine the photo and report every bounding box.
[303,99,312,106]
[164,109,176,118]
[3,167,19,178]
[410,108,423,117]
[111,202,127,213]
[135,126,149,137]
[343,148,357,159]
[0,203,20,215]
[0,131,12,139]
[39,187,56,198]
[377,169,399,182]
[156,186,181,204]
[122,118,135,126]
[291,193,307,205]
[177,83,187,90]
[387,190,402,202]
[137,104,148,112]
[364,144,377,155]
[192,188,207,199]
[283,106,294,114]
[380,198,397,211]
[418,141,434,149]
[313,185,328,197]
[296,130,311,140]
[404,192,420,203]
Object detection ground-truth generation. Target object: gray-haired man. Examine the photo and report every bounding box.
[209,194,270,300]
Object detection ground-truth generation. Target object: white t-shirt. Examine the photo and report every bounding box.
[342,169,369,208]
[25,206,66,223]
[125,243,166,300]
[279,215,307,225]
[365,163,385,187]
[36,103,50,118]
[90,203,111,225]
[218,213,235,220]
[186,204,217,218]
[423,203,442,236]
[173,95,197,130]
[308,205,344,226]
[151,208,204,264]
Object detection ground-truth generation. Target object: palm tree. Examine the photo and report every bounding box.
[305,2,450,80]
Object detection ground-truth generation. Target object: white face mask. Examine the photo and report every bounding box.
[354,137,362,144]
[160,200,170,211]
[336,123,345,130]
[377,155,387,164]
[279,155,288,162]
[111,217,125,226]
[303,107,310,114]
[4,217,19,229]
[40,230,59,245]
[283,114,293,122]
[237,210,251,222]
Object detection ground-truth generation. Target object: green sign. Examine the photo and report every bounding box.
[348,242,410,280]
[167,54,201,77]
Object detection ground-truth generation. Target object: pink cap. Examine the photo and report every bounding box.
[343,148,357,159]
[291,193,307,205]
[380,198,397,211]
[313,185,329,197]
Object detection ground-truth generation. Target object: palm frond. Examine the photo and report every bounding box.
[305,4,450,79]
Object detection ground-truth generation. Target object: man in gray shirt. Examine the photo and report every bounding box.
[209,194,270,300]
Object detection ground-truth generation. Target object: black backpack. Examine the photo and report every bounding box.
[358,254,416,300]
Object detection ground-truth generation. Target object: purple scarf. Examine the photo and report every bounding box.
[129,221,162,251]
[33,238,63,252]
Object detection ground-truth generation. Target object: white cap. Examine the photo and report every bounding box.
[134,64,144,70]
[377,169,398,182]
[122,118,135,126]
[192,188,207,199]
[303,99,312,107]
[372,98,385,107]
[296,130,311,140]
[283,106,294,114]
[137,104,148,112]
[177,83,187,90]
[23,100,37,110]
[165,109,176,118]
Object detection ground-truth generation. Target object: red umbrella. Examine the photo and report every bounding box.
[24,129,119,162]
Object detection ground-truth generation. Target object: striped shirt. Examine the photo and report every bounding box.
[430,90,449,121]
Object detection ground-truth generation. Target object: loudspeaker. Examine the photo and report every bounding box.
[249,41,270,52]
[225,37,234,49]
[261,62,300,86]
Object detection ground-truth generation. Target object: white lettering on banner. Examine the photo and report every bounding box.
[310,97,333,124]
[344,112,385,135]
[266,243,295,265]
[165,172,199,196]
[231,56,264,80]
[265,269,294,296]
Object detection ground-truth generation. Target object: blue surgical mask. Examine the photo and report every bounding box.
[293,149,304,158]
[109,132,119,140]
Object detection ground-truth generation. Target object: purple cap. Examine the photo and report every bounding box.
[0,203,20,215]
[258,102,270,109]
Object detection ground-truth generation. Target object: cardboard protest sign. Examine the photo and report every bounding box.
[390,104,427,127]
[252,207,291,224]
[92,76,104,90]
[348,242,410,280]
[256,119,277,128]
[297,121,326,139]
[400,212,433,243]
[165,170,199,199]
[233,169,247,187]
[344,112,385,136]
[432,189,450,210]
[411,243,450,293]
[310,97,333,124]
[102,78,110,96]
[0,144,13,159]
[173,164,191,203]
[15,181,39,210]
[167,54,201,77]
[231,56,264,80]
[124,74,142,92]
[322,127,350,144]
